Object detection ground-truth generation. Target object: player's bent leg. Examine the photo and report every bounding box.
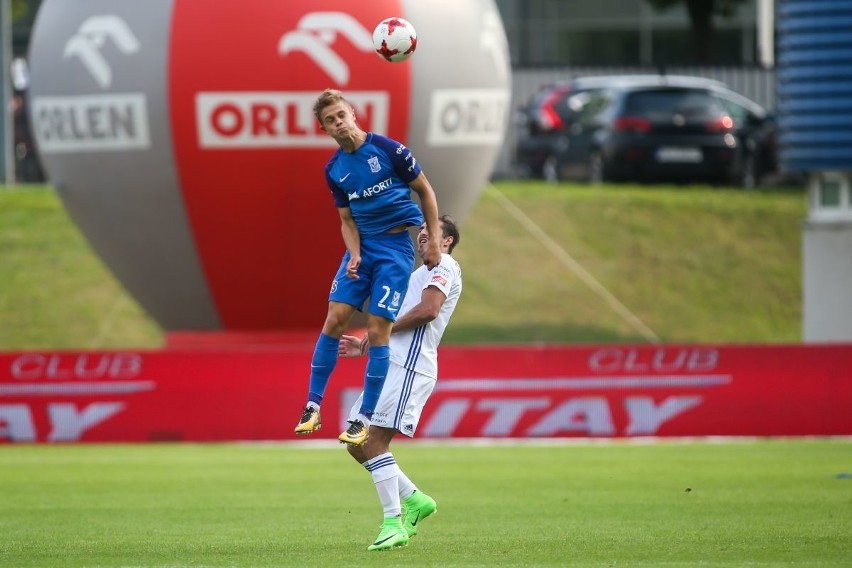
[338,419,369,445]
[347,439,368,463]
[403,490,437,537]
[361,425,395,457]
[367,516,409,551]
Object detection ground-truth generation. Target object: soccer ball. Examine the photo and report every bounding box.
[372,17,417,63]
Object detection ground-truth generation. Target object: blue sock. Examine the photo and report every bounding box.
[359,345,390,418]
[307,333,340,405]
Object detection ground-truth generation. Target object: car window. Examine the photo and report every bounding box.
[714,89,766,117]
[554,88,583,120]
[623,89,724,117]
[566,91,591,113]
[717,98,751,125]
[563,89,611,126]
[580,90,611,122]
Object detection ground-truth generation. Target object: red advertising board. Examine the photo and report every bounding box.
[1,343,850,442]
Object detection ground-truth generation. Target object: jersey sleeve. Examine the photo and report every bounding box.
[324,159,349,208]
[370,133,422,184]
[424,261,455,298]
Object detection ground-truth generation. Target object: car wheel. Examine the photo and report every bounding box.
[588,150,607,185]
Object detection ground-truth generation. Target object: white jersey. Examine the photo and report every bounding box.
[389,252,462,379]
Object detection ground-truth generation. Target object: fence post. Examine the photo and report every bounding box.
[0,0,13,186]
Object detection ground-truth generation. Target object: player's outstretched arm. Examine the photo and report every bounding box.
[408,173,442,270]
[338,334,363,358]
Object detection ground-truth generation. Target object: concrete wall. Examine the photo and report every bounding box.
[803,220,852,342]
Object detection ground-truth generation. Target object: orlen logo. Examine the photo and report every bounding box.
[277,12,373,85]
[196,91,388,149]
[32,15,150,153]
[426,88,509,147]
[63,15,141,89]
[197,12,387,150]
[425,8,509,147]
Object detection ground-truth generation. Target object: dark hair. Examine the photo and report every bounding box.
[439,214,460,254]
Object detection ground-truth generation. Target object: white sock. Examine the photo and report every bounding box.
[397,468,418,500]
[365,452,401,517]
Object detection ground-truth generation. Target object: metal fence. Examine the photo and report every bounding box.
[494,66,778,178]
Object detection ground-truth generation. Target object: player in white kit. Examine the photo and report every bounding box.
[338,215,462,551]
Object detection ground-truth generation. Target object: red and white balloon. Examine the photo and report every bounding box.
[28,0,510,333]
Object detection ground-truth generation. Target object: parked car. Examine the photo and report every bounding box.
[514,75,777,188]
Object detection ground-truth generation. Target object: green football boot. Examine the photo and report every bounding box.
[367,516,409,551]
[402,490,437,537]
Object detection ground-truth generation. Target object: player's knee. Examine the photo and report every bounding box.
[324,304,354,335]
[365,319,393,345]
[362,428,393,457]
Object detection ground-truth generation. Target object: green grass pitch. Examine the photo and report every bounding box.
[2,439,850,567]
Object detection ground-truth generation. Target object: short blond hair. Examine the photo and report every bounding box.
[313,88,350,124]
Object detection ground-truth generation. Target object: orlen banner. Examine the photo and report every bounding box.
[26,0,510,331]
[1,344,850,442]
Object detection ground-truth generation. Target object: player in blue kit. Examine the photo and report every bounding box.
[295,88,442,446]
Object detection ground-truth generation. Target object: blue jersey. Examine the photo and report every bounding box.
[324,133,424,237]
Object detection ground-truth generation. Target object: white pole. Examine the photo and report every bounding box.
[757,0,775,69]
[0,0,13,185]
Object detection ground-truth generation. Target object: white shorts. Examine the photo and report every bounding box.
[348,361,437,438]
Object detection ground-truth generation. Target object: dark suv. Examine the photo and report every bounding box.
[514,75,777,188]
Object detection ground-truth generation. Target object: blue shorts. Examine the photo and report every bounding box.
[329,230,415,321]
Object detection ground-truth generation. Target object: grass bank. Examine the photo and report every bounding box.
[0,181,806,349]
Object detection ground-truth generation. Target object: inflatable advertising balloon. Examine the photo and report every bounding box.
[27,0,511,332]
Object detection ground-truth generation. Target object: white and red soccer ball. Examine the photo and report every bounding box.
[373,17,417,62]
